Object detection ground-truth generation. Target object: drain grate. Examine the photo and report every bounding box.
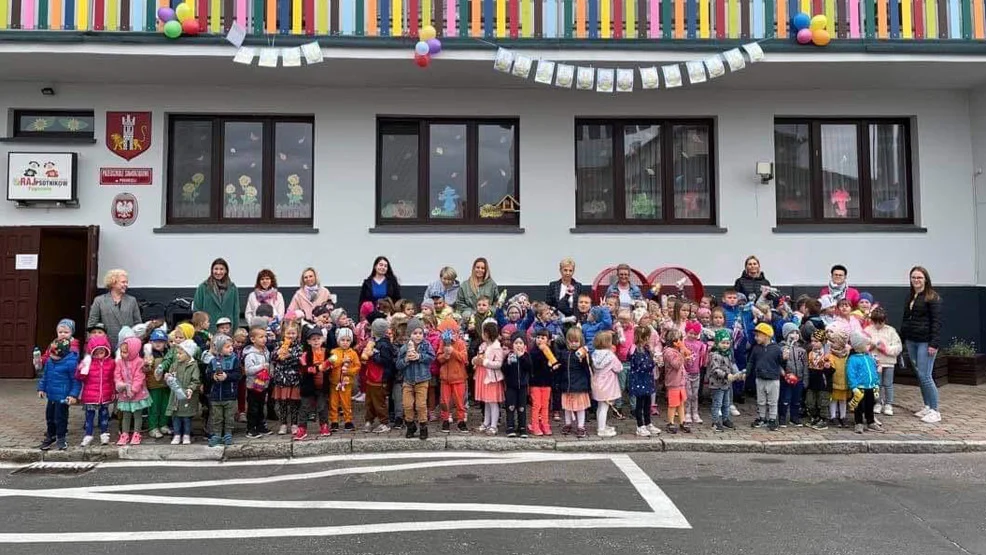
[11,462,97,475]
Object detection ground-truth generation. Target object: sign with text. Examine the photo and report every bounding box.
[100,167,152,185]
[7,152,77,202]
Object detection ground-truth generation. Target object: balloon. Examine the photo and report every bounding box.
[163,20,182,38]
[414,54,430,68]
[809,14,828,30]
[157,6,176,21]
[175,2,193,22]
[419,24,437,40]
[792,12,810,30]
[796,28,813,44]
[414,40,430,56]
[426,38,442,55]
[812,28,831,46]
[182,17,200,35]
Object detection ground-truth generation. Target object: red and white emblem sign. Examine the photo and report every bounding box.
[106,111,151,161]
[111,193,138,227]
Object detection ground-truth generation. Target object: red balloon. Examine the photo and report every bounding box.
[181,18,200,35]
[414,54,430,68]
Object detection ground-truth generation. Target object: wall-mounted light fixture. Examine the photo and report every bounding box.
[40,87,55,96]
[756,161,774,185]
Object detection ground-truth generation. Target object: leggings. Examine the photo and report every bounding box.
[830,399,848,419]
[120,411,143,434]
[483,402,501,429]
[564,409,586,428]
[276,399,300,426]
[596,401,611,433]
[84,404,111,436]
[633,395,652,427]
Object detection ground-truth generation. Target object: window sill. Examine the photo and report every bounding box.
[0,136,97,144]
[153,224,318,234]
[369,225,525,234]
[570,225,727,234]
[772,224,927,234]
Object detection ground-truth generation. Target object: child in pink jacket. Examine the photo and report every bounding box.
[591,331,622,438]
[115,336,152,446]
[76,335,115,447]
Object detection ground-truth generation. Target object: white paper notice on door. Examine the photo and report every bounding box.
[15,254,38,270]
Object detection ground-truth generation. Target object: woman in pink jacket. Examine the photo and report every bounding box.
[591,331,623,438]
[287,267,335,321]
[115,336,151,446]
[76,335,116,447]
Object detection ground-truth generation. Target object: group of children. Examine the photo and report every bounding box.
[35,279,903,449]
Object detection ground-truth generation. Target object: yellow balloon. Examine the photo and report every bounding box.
[812,28,831,46]
[809,14,827,30]
[175,2,193,22]
[419,24,437,40]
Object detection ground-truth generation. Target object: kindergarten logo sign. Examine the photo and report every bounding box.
[7,152,77,202]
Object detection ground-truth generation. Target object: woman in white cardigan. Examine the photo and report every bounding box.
[244,269,286,323]
[286,267,335,321]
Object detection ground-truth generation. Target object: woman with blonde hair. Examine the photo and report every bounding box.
[423,266,461,307]
[86,269,142,350]
[546,258,586,317]
[286,267,334,321]
[454,258,499,315]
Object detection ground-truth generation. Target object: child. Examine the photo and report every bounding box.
[707,329,740,432]
[36,339,80,450]
[628,326,658,437]
[143,329,171,439]
[748,323,783,431]
[272,322,304,435]
[297,327,332,440]
[682,321,708,424]
[847,331,884,434]
[864,307,903,416]
[853,293,875,328]
[76,334,115,447]
[662,329,689,434]
[166,340,201,445]
[495,301,535,331]
[612,308,635,418]
[216,317,233,337]
[329,328,361,432]
[590,331,622,438]
[115,336,152,446]
[502,332,533,438]
[397,318,436,439]
[231,327,249,423]
[827,329,851,427]
[834,298,863,335]
[312,305,333,343]
[778,322,807,428]
[422,314,442,422]
[436,318,469,433]
[529,302,564,342]
[529,329,558,436]
[35,318,81,371]
[388,314,409,427]
[574,293,593,325]
[557,327,591,438]
[376,297,395,318]
[243,327,272,438]
[396,299,417,319]
[205,334,241,446]
[581,306,613,349]
[362,316,395,433]
[472,320,505,436]
[190,311,213,435]
[805,329,833,430]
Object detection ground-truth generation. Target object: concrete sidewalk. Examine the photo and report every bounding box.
[3,379,985,462]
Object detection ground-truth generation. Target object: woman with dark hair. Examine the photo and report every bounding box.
[733,255,771,300]
[244,269,285,323]
[454,258,499,315]
[901,266,943,424]
[192,258,240,332]
[546,257,586,317]
[358,256,401,308]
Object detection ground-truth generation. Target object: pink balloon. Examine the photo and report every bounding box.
[796,28,813,44]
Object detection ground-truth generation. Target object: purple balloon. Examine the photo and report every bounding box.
[157,6,176,21]
[796,28,813,44]
[427,38,442,55]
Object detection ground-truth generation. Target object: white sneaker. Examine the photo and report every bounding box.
[373,424,391,433]
[883,404,894,416]
[170,435,181,445]
[277,424,288,435]
[915,406,931,418]
[150,429,164,439]
[692,414,704,424]
[597,428,617,438]
[683,414,693,424]
[181,435,192,445]
[605,425,616,434]
[80,435,93,447]
[477,424,489,433]
[647,423,662,435]
[729,405,741,416]
[290,425,298,434]
[873,404,883,414]
[635,426,651,437]
[160,426,171,435]
[363,422,374,433]
[921,409,942,423]
[100,433,111,445]
[353,393,366,403]
[237,413,247,423]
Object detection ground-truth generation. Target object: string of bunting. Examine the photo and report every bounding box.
[224,22,325,67]
[492,42,764,92]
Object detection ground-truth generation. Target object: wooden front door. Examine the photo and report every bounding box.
[84,226,100,327]
[0,227,40,378]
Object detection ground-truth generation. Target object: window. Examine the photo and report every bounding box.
[376,118,519,226]
[774,118,913,224]
[575,119,715,225]
[167,115,314,225]
[12,109,95,139]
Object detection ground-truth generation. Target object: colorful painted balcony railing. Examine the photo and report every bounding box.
[0,0,983,39]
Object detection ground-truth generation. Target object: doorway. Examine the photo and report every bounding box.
[0,226,99,378]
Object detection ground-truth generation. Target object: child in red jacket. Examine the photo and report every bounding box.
[76,335,115,447]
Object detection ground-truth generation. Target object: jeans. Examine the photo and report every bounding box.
[504,386,529,433]
[391,381,405,422]
[246,390,267,434]
[710,388,730,422]
[778,380,804,425]
[84,403,111,436]
[172,416,192,437]
[905,341,939,410]
[878,366,895,405]
[756,378,780,421]
[45,400,69,440]
[633,394,652,427]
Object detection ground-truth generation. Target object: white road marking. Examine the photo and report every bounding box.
[610,454,691,527]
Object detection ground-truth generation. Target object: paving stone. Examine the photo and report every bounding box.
[0,448,42,463]
[116,444,224,461]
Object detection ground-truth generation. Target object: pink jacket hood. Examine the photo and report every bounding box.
[86,335,112,358]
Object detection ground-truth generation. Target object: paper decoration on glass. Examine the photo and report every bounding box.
[492,43,764,93]
[111,193,139,227]
[106,112,151,161]
[232,42,324,67]
[7,152,78,203]
[480,195,520,218]
[100,167,152,186]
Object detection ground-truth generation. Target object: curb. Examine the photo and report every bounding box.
[10,437,986,463]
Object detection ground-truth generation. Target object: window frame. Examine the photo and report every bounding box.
[12,109,96,139]
[375,117,521,227]
[165,114,315,226]
[774,117,915,226]
[574,117,717,226]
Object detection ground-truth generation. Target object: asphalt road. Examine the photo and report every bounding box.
[0,451,984,555]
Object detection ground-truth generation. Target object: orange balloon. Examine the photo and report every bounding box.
[812,28,831,46]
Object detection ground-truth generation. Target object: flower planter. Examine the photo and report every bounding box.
[894,353,949,387]
[947,354,986,386]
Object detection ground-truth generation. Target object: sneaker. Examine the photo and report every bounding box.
[854,423,865,434]
[419,425,429,440]
[293,426,308,441]
[681,424,692,434]
[405,421,418,438]
[100,433,111,445]
[319,423,331,437]
[722,420,735,429]
[130,432,142,446]
[330,422,340,431]
[915,406,931,418]
[486,427,497,436]
[171,434,182,445]
[520,430,529,439]
[344,422,355,432]
[647,423,662,435]
[921,409,942,423]
[237,412,247,423]
[750,418,763,428]
[363,422,374,433]
[116,432,130,446]
[838,418,847,428]
[779,420,788,428]
[223,434,233,446]
[692,414,703,424]
[576,427,588,439]
[552,412,561,422]
[713,422,724,432]
[80,435,93,447]
[262,427,274,435]
[477,424,489,433]
[531,426,543,436]
[635,426,651,437]
[246,431,262,439]
[605,425,616,434]
[208,435,221,447]
[873,404,883,414]
[457,421,469,433]
[507,431,518,438]
[181,435,191,445]
[441,421,451,434]
[160,426,172,435]
[277,425,288,435]
[373,424,391,433]
[683,414,692,424]
[767,420,778,432]
[665,424,678,434]
[883,404,894,416]
[393,418,405,430]
[729,405,741,416]
[57,439,68,450]
[868,422,886,433]
[291,425,299,434]
[812,419,829,430]
[150,429,164,439]
[353,392,365,403]
[38,437,56,450]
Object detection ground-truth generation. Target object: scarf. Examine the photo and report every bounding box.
[255,287,278,305]
[827,280,848,302]
[305,285,321,302]
[208,275,230,299]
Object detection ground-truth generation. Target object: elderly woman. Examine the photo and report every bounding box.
[733,255,771,301]
[423,266,461,307]
[359,256,402,308]
[87,269,142,350]
[546,258,587,317]
[454,258,499,316]
[192,258,241,332]
[286,267,334,321]
[604,263,643,309]
[819,264,861,307]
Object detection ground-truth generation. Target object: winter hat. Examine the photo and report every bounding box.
[696,307,711,320]
[336,327,354,342]
[176,322,195,341]
[502,323,518,338]
[632,307,648,324]
[370,318,390,339]
[509,331,527,345]
[149,329,168,342]
[249,317,269,330]
[330,308,347,324]
[859,292,874,304]
[684,321,702,336]
[117,326,135,346]
[713,329,731,347]
[849,330,870,352]
[216,317,232,327]
[754,322,774,338]
[56,318,76,335]
[122,336,143,361]
[50,339,71,358]
[420,299,435,310]
[304,325,323,340]
[406,318,424,336]
[506,303,522,318]
[213,334,232,353]
[87,335,111,358]
[812,329,827,343]
[132,323,148,339]
[86,322,106,334]
[819,295,836,311]
[178,339,198,358]
[359,301,374,320]
[781,322,800,340]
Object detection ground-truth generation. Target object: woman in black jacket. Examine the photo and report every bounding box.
[733,255,771,301]
[546,257,587,317]
[358,256,402,309]
[901,266,942,423]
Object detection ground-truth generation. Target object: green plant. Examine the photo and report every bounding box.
[942,337,977,357]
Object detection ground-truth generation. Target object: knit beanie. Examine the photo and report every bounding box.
[781,322,800,341]
[56,318,76,335]
[176,322,195,341]
[684,320,702,336]
[179,339,198,359]
[359,301,374,320]
[812,329,827,343]
[506,303,522,317]
[330,308,347,324]
[849,330,870,352]
[213,333,232,353]
[421,299,435,310]
[117,326,135,346]
[502,323,518,337]
[819,295,836,311]
[336,327,354,342]
[370,318,390,339]
[713,329,731,352]
[406,318,424,336]
[859,292,874,304]
[696,307,711,320]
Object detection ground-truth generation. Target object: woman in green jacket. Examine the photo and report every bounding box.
[454,257,500,316]
[192,258,241,332]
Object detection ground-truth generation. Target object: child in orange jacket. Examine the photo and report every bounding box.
[436,318,469,433]
[329,328,361,431]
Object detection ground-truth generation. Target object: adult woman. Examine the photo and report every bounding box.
[287,267,334,321]
[604,263,643,309]
[454,258,499,315]
[192,258,241,332]
[733,255,771,300]
[87,269,142,350]
[358,256,401,308]
[422,266,460,307]
[546,258,586,317]
[900,266,942,424]
[819,264,861,307]
[244,269,285,323]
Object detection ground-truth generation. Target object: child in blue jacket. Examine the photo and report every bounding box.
[847,331,884,434]
[36,339,81,450]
